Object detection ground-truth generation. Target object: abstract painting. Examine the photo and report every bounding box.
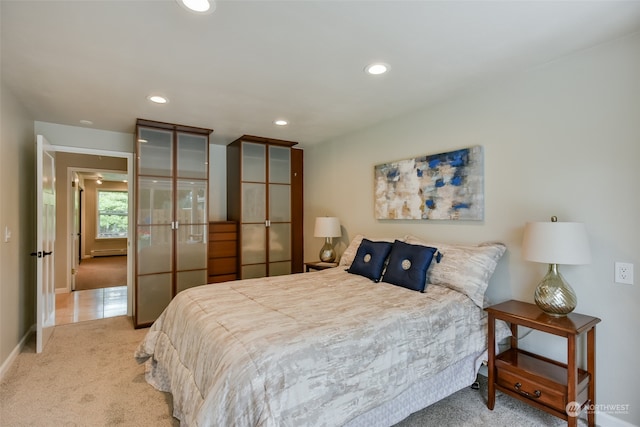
[374,146,484,220]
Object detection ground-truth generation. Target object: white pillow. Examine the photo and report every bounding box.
[405,235,506,307]
[338,234,404,267]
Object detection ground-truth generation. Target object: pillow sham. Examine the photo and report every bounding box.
[347,238,393,282]
[381,240,438,292]
[405,236,506,307]
[338,234,401,267]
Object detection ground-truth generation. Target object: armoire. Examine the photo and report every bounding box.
[134,119,212,328]
[227,135,303,279]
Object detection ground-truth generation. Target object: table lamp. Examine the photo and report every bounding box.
[521,216,591,316]
[314,217,341,262]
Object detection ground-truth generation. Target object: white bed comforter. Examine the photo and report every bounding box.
[135,268,495,427]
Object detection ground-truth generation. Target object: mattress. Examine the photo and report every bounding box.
[135,267,506,426]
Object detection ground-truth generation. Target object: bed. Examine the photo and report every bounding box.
[135,235,510,426]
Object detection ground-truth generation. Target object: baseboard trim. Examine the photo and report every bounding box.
[597,412,638,427]
[0,324,35,381]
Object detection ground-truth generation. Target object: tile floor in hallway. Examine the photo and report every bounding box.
[55,286,127,325]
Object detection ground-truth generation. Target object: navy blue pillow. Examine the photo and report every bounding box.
[347,239,393,282]
[382,240,438,292]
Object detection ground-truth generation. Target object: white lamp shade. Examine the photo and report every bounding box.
[522,221,591,265]
[314,217,341,238]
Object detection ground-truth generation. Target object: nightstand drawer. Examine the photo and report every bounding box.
[496,366,565,412]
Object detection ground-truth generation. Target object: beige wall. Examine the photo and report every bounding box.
[304,33,640,425]
[0,82,37,374]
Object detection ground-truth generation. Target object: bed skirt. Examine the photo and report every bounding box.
[344,350,486,427]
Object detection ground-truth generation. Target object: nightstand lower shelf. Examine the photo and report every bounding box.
[495,348,590,418]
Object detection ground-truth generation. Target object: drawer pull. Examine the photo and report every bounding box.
[514,382,542,398]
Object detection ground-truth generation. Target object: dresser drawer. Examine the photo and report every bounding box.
[208,257,237,275]
[496,366,565,412]
[208,273,237,283]
[209,240,237,258]
[209,222,237,233]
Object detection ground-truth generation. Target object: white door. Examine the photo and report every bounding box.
[71,172,80,291]
[35,135,56,353]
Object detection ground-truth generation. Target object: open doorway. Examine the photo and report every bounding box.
[56,169,129,325]
[47,147,134,326]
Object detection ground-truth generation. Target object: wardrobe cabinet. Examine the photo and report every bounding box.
[134,119,212,328]
[227,135,303,279]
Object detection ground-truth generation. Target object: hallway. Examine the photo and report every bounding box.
[55,286,127,325]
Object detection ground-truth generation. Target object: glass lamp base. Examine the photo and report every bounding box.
[319,238,336,263]
[534,264,577,316]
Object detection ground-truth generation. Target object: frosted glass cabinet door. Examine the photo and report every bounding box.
[176,270,207,293]
[138,128,173,177]
[176,180,207,225]
[137,178,173,225]
[137,225,173,275]
[242,183,266,223]
[269,184,291,222]
[137,273,172,325]
[242,142,266,182]
[269,223,291,263]
[242,264,267,279]
[176,224,207,271]
[269,145,291,184]
[177,133,207,179]
[241,223,266,265]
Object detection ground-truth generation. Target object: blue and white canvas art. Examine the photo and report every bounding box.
[374,146,484,220]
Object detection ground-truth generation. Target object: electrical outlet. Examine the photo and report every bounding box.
[615,262,634,285]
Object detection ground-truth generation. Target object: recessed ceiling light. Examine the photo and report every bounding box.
[147,95,168,104]
[274,119,288,126]
[365,63,389,75]
[79,119,93,126]
[177,0,216,14]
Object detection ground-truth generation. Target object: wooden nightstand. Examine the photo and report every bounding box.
[486,300,600,427]
[304,261,338,272]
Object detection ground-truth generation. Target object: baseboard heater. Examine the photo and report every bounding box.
[91,248,127,257]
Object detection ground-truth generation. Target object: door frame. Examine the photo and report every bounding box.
[51,144,134,316]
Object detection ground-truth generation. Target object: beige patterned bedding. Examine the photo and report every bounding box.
[135,268,500,426]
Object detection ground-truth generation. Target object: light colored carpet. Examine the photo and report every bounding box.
[0,316,177,427]
[0,316,589,426]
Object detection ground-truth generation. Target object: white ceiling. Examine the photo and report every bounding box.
[3,1,640,147]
